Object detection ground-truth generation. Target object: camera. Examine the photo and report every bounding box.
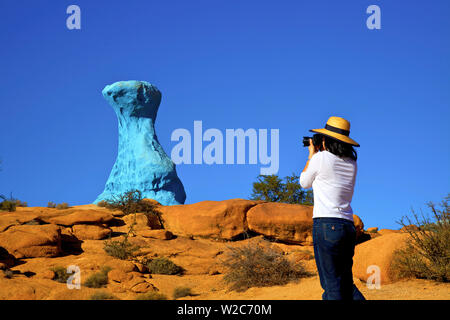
[302,133,323,147]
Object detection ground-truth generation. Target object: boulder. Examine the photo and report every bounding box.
[0,224,61,259]
[71,224,111,240]
[158,199,262,240]
[108,269,133,283]
[0,210,41,232]
[122,213,162,230]
[246,202,314,245]
[38,210,115,226]
[352,232,410,285]
[367,227,379,233]
[105,259,137,273]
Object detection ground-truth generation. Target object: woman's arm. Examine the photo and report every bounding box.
[299,138,320,188]
[302,138,318,172]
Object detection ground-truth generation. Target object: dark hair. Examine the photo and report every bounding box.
[319,134,357,161]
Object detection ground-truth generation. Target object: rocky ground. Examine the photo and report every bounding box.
[0,200,448,300]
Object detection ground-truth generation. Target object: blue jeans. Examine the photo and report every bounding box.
[313,217,366,300]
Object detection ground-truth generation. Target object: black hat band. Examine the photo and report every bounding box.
[325,124,350,136]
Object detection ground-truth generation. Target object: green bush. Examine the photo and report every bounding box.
[84,266,112,288]
[146,257,182,275]
[135,291,167,300]
[221,242,311,292]
[250,173,313,205]
[103,238,140,260]
[392,194,449,282]
[173,287,193,299]
[56,202,69,210]
[0,193,27,211]
[101,190,164,227]
[50,266,71,283]
[0,200,16,212]
[47,202,57,208]
[90,291,118,300]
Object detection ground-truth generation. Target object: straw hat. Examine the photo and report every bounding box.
[310,116,360,147]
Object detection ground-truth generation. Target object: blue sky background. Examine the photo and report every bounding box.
[1,0,449,229]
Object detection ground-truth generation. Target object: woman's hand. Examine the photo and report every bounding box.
[308,138,317,159]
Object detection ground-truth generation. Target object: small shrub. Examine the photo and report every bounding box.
[102,190,164,227]
[47,202,57,208]
[135,291,167,300]
[15,199,27,207]
[51,266,71,283]
[221,242,310,292]
[103,238,140,260]
[84,266,112,288]
[173,287,193,299]
[96,200,108,207]
[0,193,26,211]
[0,200,16,212]
[90,291,118,300]
[2,269,14,279]
[391,194,449,282]
[56,202,69,210]
[146,257,182,275]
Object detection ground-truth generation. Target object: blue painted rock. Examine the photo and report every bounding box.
[94,80,186,205]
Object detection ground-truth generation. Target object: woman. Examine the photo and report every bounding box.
[300,116,365,300]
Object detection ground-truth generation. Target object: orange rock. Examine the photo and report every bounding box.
[130,281,157,293]
[400,224,420,232]
[71,225,111,240]
[158,199,262,240]
[38,270,55,280]
[0,211,40,232]
[105,260,137,273]
[123,212,162,230]
[378,229,400,235]
[108,269,133,283]
[352,232,410,285]
[0,224,61,259]
[246,202,313,245]
[137,229,173,240]
[38,210,115,226]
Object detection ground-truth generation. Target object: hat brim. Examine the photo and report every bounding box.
[310,128,360,147]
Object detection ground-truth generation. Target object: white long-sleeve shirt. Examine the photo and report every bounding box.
[299,150,357,221]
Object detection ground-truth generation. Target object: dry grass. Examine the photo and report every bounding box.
[83,266,112,288]
[221,242,311,292]
[392,194,449,282]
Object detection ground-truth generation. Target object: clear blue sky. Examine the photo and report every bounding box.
[1,0,449,229]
